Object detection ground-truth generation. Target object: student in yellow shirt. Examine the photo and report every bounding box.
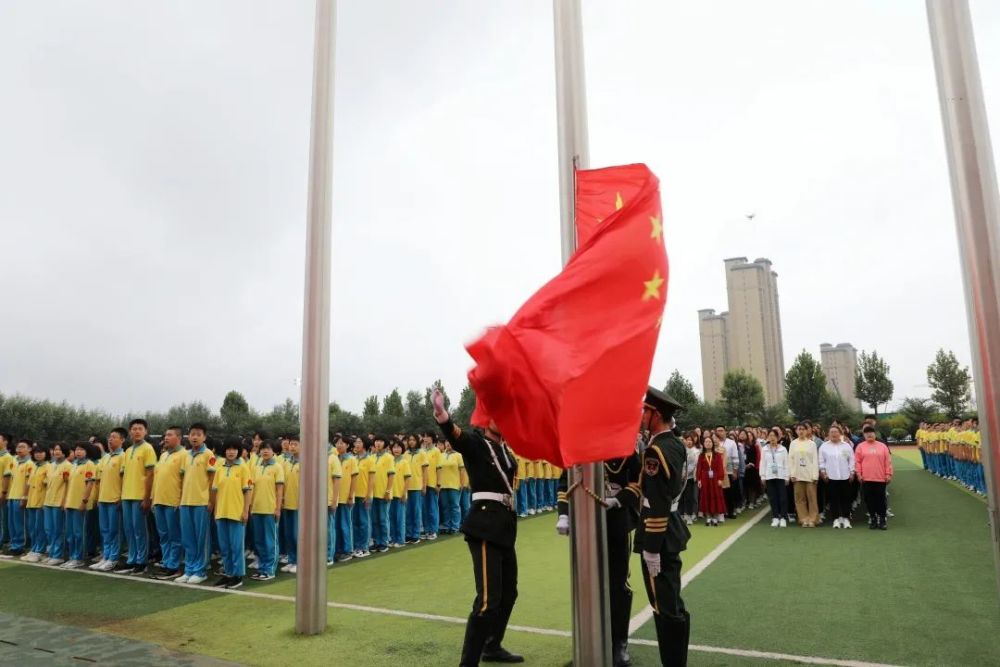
[5,439,34,557]
[370,435,395,553]
[0,432,12,550]
[21,444,50,562]
[150,426,185,579]
[421,432,442,540]
[90,428,127,571]
[404,435,427,544]
[249,439,284,580]
[280,435,302,574]
[335,436,358,562]
[177,423,217,585]
[326,442,342,566]
[514,455,528,518]
[114,418,156,575]
[211,437,252,589]
[389,439,410,548]
[352,437,374,558]
[63,442,98,569]
[438,440,464,534]
[43,443,72,565]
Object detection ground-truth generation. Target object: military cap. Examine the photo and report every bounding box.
[643,386,684,420]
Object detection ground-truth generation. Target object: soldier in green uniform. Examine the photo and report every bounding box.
[634,386,690,666]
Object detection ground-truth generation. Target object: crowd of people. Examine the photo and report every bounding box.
[0,421,561,590]
[677,417,895,530]
[917,419,986,495]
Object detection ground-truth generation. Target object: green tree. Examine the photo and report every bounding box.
[899,397,939,430]
[329,403,364,436]
[403,390,430,431]
[663,370,700,409]
[820,393,862,430]
[423,380,451,416]
[720,370,766,425]
[758,402,794,428]
[680,401,727,432]
[362,395,380,425]
[220,390,252,433]
[926,349,972,419]
[382,389,405,418]
[261,398,299,436]
[855,350,894,415]
[452,384,477,427]
[784,351,828,421]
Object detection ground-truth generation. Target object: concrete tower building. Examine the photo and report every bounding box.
[699,258,786,404]
[820,343,861,410]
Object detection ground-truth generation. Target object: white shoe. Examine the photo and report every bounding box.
[20,552,41,563]
[176,575,190,584]
[100,560,117,571]
[843,519,852,529]
[279,555,289,564]
[88,559,105,570]
[833,518,842,529]
[287,564,297,574]
[48,558,65,566]
[62,560,82,569]
[779,519,787,528]
[280,564,294,573]
[770,518,780,528]
[186,575,207,585]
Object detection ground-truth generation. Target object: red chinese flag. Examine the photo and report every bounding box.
[466,164,667,466]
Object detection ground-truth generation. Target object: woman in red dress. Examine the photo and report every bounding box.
[697,433,727,526]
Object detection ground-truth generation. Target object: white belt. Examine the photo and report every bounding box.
[472,492,514,509]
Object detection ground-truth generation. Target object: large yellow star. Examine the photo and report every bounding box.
[615,192,623,211]
[650,214,662,241]
[643,270,664,301]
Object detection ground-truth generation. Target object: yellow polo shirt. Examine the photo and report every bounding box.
[153,447,186,507]
[405,449,426,492]
[44,460,72,507]
[373,452,395,499]
[8,457,35,501]
[355,454,373,499]
[424,447,442,487]
[392,456,410,499]
[338,454,358,503]
[251,458,285,515]
[180,447,218,507]
[97,450,125,503]
[0,452,14,490]
[327,450,343,506]
[65,459,97,508]
[516,455,527,481]
[26,462,49,509]
[283,458,301,511]
[456,453,468,487]
[121,441,156,501]
[213,459,251,521]
[439,451,463,490]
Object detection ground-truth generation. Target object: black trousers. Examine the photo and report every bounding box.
[462,538,518,666]
[816,477,827,515]
[863,482,888,522]
[827,479,851,520]
[606,510,633,647]
[640,552,690,667]
[765,479,788,519]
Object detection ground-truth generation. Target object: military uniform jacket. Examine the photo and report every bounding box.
[557,453,642,531]
[634,430,691,555]
[441,420,518,548]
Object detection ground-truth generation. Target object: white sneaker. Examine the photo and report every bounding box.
[833,518,842,529]
[779,519,787,528]
[100,560,117,572]
[186,574,207,585]
[62,560,82,569]
[280,564,294,573]
[20,552,41,563]
[279,555,289,564]
[88,559,105,570]
[843,519,852,529]
[287,564,297,574]
[770,518,779,527]
[48,558,65,566]
[176,574,190,584]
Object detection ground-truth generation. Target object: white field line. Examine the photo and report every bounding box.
[630,638,905,667]
[628,505,770,635]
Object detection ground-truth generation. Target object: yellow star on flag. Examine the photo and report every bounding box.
[642,270,664,301]
[615,192,623,210]
[650,214,662,241]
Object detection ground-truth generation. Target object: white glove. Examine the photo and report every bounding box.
[605,497,620,510]
[643,550,661,578]
[556,514,570,536]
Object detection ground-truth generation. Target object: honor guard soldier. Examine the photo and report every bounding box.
[432,389,523,667]
[556,447,642,666]
[634,386,690,666]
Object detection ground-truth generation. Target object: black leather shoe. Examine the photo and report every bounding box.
[481,647,525,663]
[613,640,632,666]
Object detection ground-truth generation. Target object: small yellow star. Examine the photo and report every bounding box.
[650,215,662,241]
[615,192,623,210]
[643,270,664,301]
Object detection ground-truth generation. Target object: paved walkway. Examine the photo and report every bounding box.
[0,612,241,666]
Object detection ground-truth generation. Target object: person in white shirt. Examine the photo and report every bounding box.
[788,423,820,527]
[760,427,790,527]
[679,434,700,525]
[818,426,857,529]
[715,427,740,519]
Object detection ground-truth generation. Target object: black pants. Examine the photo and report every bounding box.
[827,479,852,520]
[462,538,518,666]
[816,477,827,516]
[863,482,888,523]
[724,475,741,516]
[765,479,788,519]
[607,509,633,648]
[641,552,690,667]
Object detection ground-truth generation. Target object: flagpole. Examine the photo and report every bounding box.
[296,0,336,634]
[926,0,1000,597]
[553,1,612,664]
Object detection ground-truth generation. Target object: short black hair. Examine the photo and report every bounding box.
[864,414,877,421]
[189,422,208,435]
[223,435,242,452]
[129,418,149,429]
[16,438,33,448]
[111,427,128,440]
[0,433,12,445]
[166,425,184,436]
[862,425,876,434]
[51,442,72,458]
[92,435,108,448]
[254,430,271,440]
[287,433,300,443]
[260,439,275,451]
[31,444,50,461]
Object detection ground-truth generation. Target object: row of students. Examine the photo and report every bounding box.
[917,420,985,495]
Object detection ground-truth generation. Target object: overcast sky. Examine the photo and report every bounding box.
[3,1,999,418]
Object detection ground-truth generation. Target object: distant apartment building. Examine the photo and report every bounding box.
[698,258,786,404]
[820,343,861,410]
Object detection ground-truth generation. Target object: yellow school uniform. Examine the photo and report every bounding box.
[524,459,535,480]
[180,446,218,507]
[327,450,343,506]
[152,446,185,507]
[373,452,395,499]
[536,460,549,481]
[355,454,373,499]
[65,459,97,508]
[338,454,358,504]
[456,453,468,487]
[549,464,562,480]
[0,451,13,486]
[251,458,285,515]
[8,457,35,501]
[424,447,441,488]
[96,449,125,503]
[121,441,156,501]
[213,459,251,521]
[26,462,49,509]
[439,451,462,490]
[405,449,426,492]
[44,460,72,507]
[392,456,410,499]
[516,455,527,481]
[283,458,301,510]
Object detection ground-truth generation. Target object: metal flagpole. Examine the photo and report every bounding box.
[296,0,336,634]
[553,1,612,664]
[926,0,1000,597]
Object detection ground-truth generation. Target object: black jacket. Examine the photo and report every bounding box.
[633,431,691,555]
[557,453,642,531]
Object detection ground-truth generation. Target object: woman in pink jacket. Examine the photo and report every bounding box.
[855,425,893,530]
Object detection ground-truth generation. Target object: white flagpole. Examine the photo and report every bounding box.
[553,1,613,664]
[296,0,336,634]
[926,0,1000,596]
